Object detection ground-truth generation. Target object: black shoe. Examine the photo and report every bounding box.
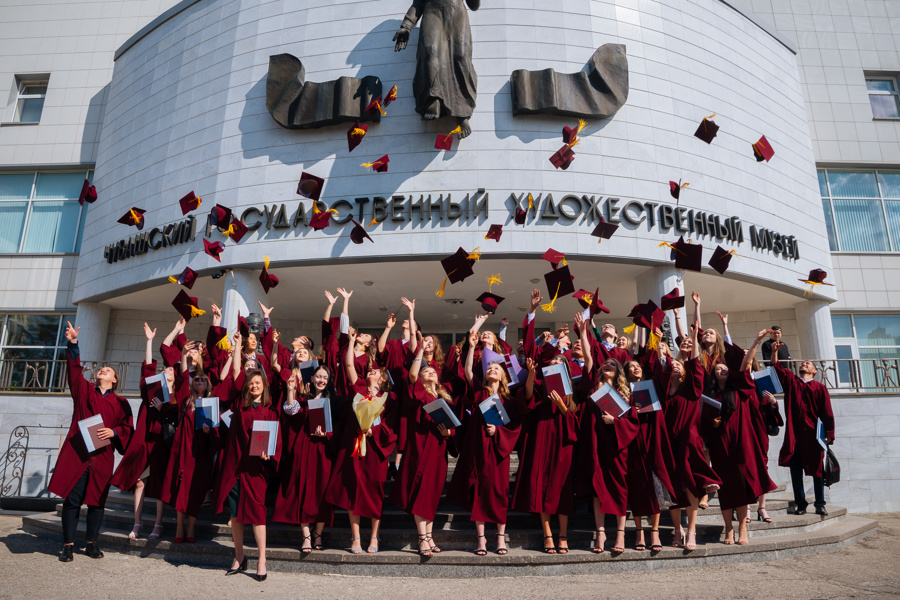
[85,542,104,559]
[226,556,248,576]
[59,545,74,562]
[257,573,267,582]
[815,506,828,516]
[793,508,807,516]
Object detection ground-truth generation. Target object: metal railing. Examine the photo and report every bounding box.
[774,358,900,395]
[0,359,151,395]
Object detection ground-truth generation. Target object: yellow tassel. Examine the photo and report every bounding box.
[361,162,374,168]
[435,277,448,298]
[168,276,178,284]
[560,257,567,267]
[623,323,636,334]
[313,202,322,215]
[682,182,690,191]
[568,138,580,148]
[527,193,534,211]
[659,241,686,257]
[221,223,236,238]
[385,85,398,102]
[540,284,560,313]
[264,255,270,270]
[350,127,366,138]
[802,280,822,297]
[467,247,481,262]
[374,102,386,116]
[487,274,502,291]
[129,209,139,222]
[367,216,378,227]
[189,306,205,318]
[647,331,660,351]
[195,196,202,208]
[445,125,462,138]
[216,332,233,351]
[704,113,717,120]
[576,119,587,136]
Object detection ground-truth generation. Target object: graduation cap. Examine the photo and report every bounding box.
[542,248,567,270]
[296,172,324,201]
[361,155,389,172]
[542,265,575,313]
[366,95,386,117]
[203,238,224,261]
[172,289,205,322]
[550,145,575,170]
[179,191,201,215]
[799,268,833,296]
[383,84,398,108]
[573,289,593,309]
[259,256,279,293]
[662,236,703,272]
[436,247,480,297]
[118,207,146,230]
[78,179,97,206]
[168,266,198,290]
[660,287,684,311]
[476,292,504,314]
[708,245,736,275]
[237,312,249,337]
[590,287,610,316]
[209,204,233,231]
[562,119,586,146]
[347,120,367,152]
[485,224,503,241]
[591,217,618,243]
[752,135,775,162]
[514,194,535,226]
[435,125,463,151]
[669,179,689,202]
[694,114,719,144]
[630,299,665,331]
[349,219,373,244]
[309,202,338,231]
[222,217,248,243]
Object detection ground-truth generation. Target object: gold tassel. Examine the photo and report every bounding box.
[129,209,140,222]
[527,193,534,211]
[445,125,462,139]
[659,241,687,257]
[576,119,587,136]
[374,102,386,116]
[221,223,236,238]
[541,284,560,313]
[313,202,322,215]
[802,280,822,297]
[350,127,367,138]
[466,247,481,262]
[704,113,717,120]
[487,274,502,291]
[189,305,206,318]
[361,162,374,168]
[647,331,660,351]
[217,332,233,351]
[367,216,378,227]
[195,196,202,208]
[435,277,448,298]
[385,85,398,103]
[168,276,178,284]
[623,323,636,334]
[263,255,270,270]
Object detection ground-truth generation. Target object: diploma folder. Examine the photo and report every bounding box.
[195,397,220,429]
[752,366,784,396]
[220,409,233,428]
[590,383,630,417]
[542,363,573,398]
[816,418,828,451]
[144,371,172,404]
[250,420,278,456]
[307,397,333,434]
[479,394,511,427]
[701,395,722,411]
[78,414,110,453]
[629,380,662,414]
[297,359,319,384]
[423,397,462,429]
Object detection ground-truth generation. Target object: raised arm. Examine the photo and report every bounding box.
[144,322,156,365]
[464,331,477,388]
[741,329,769,371]
[162,317,185,347]
[690,320,700,360]
[220,348,234,383]
[180,341,196,374]
[338,287,353,316]
[323,290,337,322]
[378,313,396,354]
[64,321,90,401]
[672,306,686,341]
[523,357,536,401]
[270,329,281,373]
[575,312,593,374]
[345,330,359,386]
[211,303,222,328]
[717,311,731,341]
[409,331,425,384]
[404,297,417,353]
[691,292,701,331]
[231,333,242,380]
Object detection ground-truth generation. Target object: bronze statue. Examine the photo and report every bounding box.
[394,0,479,138]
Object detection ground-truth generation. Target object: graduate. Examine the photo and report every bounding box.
[111,323,172,541]
[771,341,835,516]
[51,321,134,562]
[323,329,399,554]
[447,329,521,556]
[389,331,456,556]
[212,332,281,582]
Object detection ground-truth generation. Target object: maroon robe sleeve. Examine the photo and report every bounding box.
[491,395,520,462]
[813,383,835,440]
[685,357,705,401]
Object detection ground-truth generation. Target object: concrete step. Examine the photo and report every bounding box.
[21,511,878,577]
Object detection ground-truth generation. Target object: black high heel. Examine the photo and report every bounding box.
[543,535,556,553]
[592,528,605,554]
[649,528,662,552]
[225,556,248,576]
[474,534,487,556]
[557,536,568,554]
[611,529,626,554]
[417,534,433,557]
[300,535,312,555]
[757,509,772,523]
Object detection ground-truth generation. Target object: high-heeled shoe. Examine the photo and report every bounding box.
[649,528,662,552]
[611,529,626,554]
[128,524,141,540]
[367,536,380,553]
[225,556,248,575]
[301,535,313,555]
[148,524,163,540]
[349,537,362,554]
[592,528,605,554]
[757,508,772,523]
[542,535,556,554]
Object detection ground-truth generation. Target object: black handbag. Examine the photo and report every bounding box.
[161,401,186,450]
[823,447,841,487]
[764,410,780,437]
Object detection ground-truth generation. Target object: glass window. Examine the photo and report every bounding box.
[866,77,900,118]
[831,314,853,338]
[828,170,879,198]
[879,173,900,198]
[13,79,48,124]
[0,313,71,392]
[817,170,828,197]
[831,199,890,251]
[0,170,89,254]
[821,199,838,251]
[4,314,63,347]
[853,314,900,347]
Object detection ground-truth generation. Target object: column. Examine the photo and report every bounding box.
[635,265,683,327]
[73,302,111,361]
[220,268,267,334]
[794,299,836,360]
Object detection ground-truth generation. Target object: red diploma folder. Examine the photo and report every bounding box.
[87,423,111,451]
[249,430,270,456]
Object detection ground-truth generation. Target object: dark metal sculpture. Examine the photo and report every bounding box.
[394,0,480,138]
[265,54,383,129]
[510,44,629,119]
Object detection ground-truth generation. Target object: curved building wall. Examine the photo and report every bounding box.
[75,0,832,306]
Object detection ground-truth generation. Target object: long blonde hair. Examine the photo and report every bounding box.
[482,367,510,400]
[599,359,631,404]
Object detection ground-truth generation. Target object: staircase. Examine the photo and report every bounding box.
[22,459,877,577]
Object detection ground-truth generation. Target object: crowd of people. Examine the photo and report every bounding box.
[49,288,836,580]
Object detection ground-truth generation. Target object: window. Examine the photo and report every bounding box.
[0,313,73,392]
[818,169,900,252]
[12,78,48,123]
[866,76,900,119]
[831,313,900,389]
[0,170,90,254]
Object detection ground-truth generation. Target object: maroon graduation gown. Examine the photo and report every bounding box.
[389,380,455,520]
[574,370,640,515]
[111,360,171,498]
[323,380,399,519]
[511,380,579,516]
[48,344,134,507]
[774,363,835,477]
[446,388,521,524]
[701,371,777,510]
[160,378,226,516]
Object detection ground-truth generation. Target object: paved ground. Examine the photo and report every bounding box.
[1,513,898,600]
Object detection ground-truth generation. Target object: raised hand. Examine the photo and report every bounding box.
[716,311,728,326]
[555,325,570,339]
[324,290,337,305]
[337,287,353,300]
[574,312,585,328]
[211,304,222,319]
[298,381,310,397]
[691,291,701,306]
[386,313,396,328]
[393,27,410,52]
[144,322,157,340]
[525,357,536,374]
[65,321,80,343]
[468,331,478,346]
[653,327,663,340]
[233,332,242,349]
[176,316,186,333]
[756,328,770,341]
[287,375,297,394]
[258,301,274,318]
[500,317,509,327]
[272,329,281,344]
[530,289,542,312]
[401,297,415,311]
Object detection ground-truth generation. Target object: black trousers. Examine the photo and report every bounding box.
[789,453,825,509]
[61,467,105,545]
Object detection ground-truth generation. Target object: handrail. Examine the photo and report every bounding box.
[769,359,900,395]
